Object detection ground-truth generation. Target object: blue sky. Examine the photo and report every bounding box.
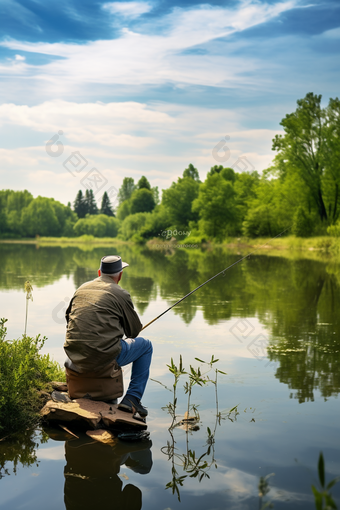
[0,0,339,206]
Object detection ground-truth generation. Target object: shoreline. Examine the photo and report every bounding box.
[0,234,339,257]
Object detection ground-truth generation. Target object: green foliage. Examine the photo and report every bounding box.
[116,200,131,221]
[0,318,65,435]
[292,206,314,237]
[100,191,114,216]
[21,196,72,237]
[327,221,340,237]
[73,190,87,218]
[119,212,150,241]
[242,204,277,237]
[130,188,156,214]
[137,175,151,190]
[157,354,228,501]
[84,189,98,215]
[73,214,119,237]
[139,205,170,240]
[162,173,200,228]
[221,167,236,183]
[311,453,340,510]
[118,177,136,204]
[183,163,200,181]
[192,173,236,240]
[273,92,340,224]
[208,164,223,176]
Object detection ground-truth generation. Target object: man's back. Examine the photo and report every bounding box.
[64,274,142,372]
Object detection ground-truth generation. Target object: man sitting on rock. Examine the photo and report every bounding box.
[64,255,152,418]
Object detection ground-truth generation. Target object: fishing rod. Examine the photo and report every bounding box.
[141,226,291,331]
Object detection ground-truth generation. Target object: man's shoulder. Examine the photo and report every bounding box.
[75,277,132,302]
[76,277,101,290]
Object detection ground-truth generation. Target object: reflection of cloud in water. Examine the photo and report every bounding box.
[37,445,65,461]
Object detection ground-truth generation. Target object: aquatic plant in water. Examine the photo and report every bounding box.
[153,355,231,501]
[312,453,340,510]
[24,280,33,336]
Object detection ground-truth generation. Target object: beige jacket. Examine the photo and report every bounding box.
[64,275,142,372]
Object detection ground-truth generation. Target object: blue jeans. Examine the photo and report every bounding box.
[116,337,153,400]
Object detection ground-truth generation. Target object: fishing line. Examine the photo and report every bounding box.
[141,225,291,331]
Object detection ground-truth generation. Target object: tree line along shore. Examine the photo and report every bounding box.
[1,93,340,245]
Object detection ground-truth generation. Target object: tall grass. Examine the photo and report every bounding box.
[0,318,65,436]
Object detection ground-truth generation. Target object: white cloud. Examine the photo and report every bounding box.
[322,27,340,39]
[0,1,297,92]
[103,1,153,18]
[0,100,171,147]
[0,99,278,205]
[37,445,65,460]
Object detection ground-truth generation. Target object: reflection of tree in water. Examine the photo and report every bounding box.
[126,276,156,315]
[0,429,48,479]
[2,243,340,402]
[241,257,340,402]
[72,266,98,290]
[63,433,152,510]
[0,244,73,289]
[149,249,340,402]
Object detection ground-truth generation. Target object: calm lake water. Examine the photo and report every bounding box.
[0,242,339,510]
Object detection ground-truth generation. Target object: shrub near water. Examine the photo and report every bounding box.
[0,319,65,435]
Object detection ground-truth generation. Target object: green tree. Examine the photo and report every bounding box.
[21,197,61,237]
[0,190,33,237]
[292,206,314,237]
[84,189,98,215]
[7,190,33,214]
[192,173,236,240]
[130,188,155,214]
[0,192,7,235]
[183,163,200,181]
[100,191,114,216]
[323,97,340,222]
[118,177,136,204]
[73,190,86,218]
[207,165,223,177]
[139,205,170,240]
[137,176,151,190]
[272,93,340,224]
[117,200,131,221]
[241,178,289,237]
[221,167,236,183]
[162,171,200,228]
[119,212,150,241]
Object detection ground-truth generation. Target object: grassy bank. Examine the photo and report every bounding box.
[0,234,129,247]
[223,235,340,253]
[0,319,65,436]
[1,234,340,256]
[147,235,340,253]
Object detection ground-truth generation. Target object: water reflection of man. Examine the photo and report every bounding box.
[64,255,153,417]
[64,435,152,510]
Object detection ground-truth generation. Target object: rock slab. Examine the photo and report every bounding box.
[40,398,147,430]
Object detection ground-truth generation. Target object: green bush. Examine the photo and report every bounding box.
[0,318,65,435]
[292,206,314,237]
[327,221,340,237]
[73,214,120,237]
[119,212,150,241]
[139,206,171,240]
[242,205,278,237]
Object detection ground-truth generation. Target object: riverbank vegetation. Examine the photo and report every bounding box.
[0,318,65,436]
[1,94,340,245]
